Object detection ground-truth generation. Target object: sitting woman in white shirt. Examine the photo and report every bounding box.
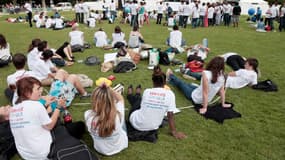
[0,34,12,67]
[53,17,64,30]
[225,58,259,89]
[166,25,186,53]
[84,78,128,156]
[167,57,231,114]
[94,28,108,47]
[128,25,144,48]
[111,26,126,48]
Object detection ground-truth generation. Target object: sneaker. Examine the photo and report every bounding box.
[80,92,91,99]
[113,83,124,95]
[135,84,142,95]
[182,74,197,80]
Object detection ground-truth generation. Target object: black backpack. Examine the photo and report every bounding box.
[0,121,17,160]
[159,51,170,65]
[113,60,136,73]
[84,56,101,66]
[252,79,278,92]
[48,125,98,160]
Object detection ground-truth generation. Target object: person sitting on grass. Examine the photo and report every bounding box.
[128,25,144,48]
[94,27,108,48]
[166,57,231,114]
[127,66,187,140]
[6,53,39,104]
[0,34,12,67]
[9,77,63,160]
[166,25,186,53]
[27,38,41,71]
[84,78,128,156]
[69,24,85,52]
[112,26,127,48]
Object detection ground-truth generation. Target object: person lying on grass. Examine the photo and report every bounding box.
[166,57,231,114]
[220,53,259,89]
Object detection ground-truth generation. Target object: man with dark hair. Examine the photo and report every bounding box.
[6,53,39,104]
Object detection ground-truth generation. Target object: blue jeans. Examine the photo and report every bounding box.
[184,70,202,80]
[169,74,197,101]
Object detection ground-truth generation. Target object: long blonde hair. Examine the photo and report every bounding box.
[91,86,118,137]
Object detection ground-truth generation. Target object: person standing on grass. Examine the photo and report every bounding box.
[127,66,187,139]
[24,2,32,27]
[279,3,285,32]
[85,78,128,156]
[156,1,164,25]
[232,2,241,27]
[167,57,231,114]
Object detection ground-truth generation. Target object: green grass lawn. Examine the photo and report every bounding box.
[1,12,285,160]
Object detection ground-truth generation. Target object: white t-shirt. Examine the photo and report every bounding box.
[88,18,96,27]
[94,31,108,47]
[208,7,215,19]
[10,100,52,160]
[192,6,200,18]
[130,3,138,15]
[191,70,225,104]
[74,3,80,13]
[27,48,41,71]
[69,30,84,46]
[110,2,116,11]
[183,5,192,16]
[112,32,126,47]
[130,88,176,131]
[84,101,128,156]
[223,4,231,14]
[0,43,10,59]
[199,6,206,16]
[168,17,175,26]
[45,18,53,28]
[157,4,164,14]
[226,69,257,89]
[33,59,55,80]
[169,30,182,48]
[24,2,32,12]
[7,69,39,105]
[54,18,64,29]
[7,70,38,87]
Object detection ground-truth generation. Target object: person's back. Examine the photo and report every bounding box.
[27,47,40,71]
[169,30,182,48]
[130,88,176,131]
[94,30,108,47]
[69,30,84,46]
[0,43,10,60]
[112,32,125,46]
[10,100,52,159]
[54,18,64,29]
[191,70,225,104]
[84,101,127,156]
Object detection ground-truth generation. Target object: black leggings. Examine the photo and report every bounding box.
[127,93,142,120]
[226,55,245,71]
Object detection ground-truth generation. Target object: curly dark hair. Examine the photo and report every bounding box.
[152,65,166,87]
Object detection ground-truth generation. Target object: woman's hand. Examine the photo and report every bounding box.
[42,95,56,106]
[172,131,187,139]
[57,97,66,109]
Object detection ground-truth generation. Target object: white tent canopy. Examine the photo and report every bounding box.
[238,0,269,15]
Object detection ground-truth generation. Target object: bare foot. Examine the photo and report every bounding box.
[66,61,74,66]
[199,108,207,114]
[222,103,232,108]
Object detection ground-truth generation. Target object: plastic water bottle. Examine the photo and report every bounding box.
[202,38,208,48]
